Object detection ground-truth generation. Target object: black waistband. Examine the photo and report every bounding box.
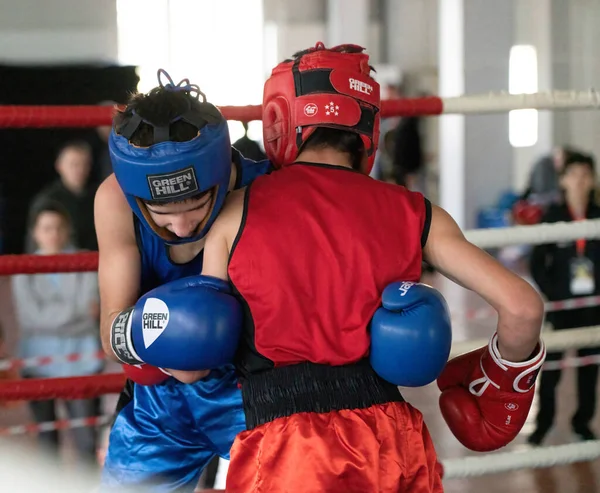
[240,360,404,430]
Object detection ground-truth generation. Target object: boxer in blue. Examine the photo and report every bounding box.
[94,70,271,491]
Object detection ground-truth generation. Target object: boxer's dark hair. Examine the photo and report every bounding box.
[301,128,365,171]
[113,88,207,147]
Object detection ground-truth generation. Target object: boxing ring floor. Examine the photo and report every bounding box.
[0,271,598,493]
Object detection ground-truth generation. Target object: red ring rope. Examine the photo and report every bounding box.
[0,252,98,275]
[0,98,444,128]
[0,373,126,401]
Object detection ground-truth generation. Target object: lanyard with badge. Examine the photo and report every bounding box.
[569,207,595,295]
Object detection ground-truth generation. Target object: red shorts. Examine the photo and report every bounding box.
[226,401,442,493]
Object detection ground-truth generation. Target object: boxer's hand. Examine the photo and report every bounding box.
[110,275,242,371]
[370,282,452,387]
[437,333,546,452]
[166,369,211,384]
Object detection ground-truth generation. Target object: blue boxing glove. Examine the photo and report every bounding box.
[370,281,452,387]
[110,275,242,371]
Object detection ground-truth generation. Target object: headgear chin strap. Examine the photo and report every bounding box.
[262,42,381,174]
[110,70,232,245]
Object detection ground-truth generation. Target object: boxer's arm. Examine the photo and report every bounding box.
[95,175,142,360]
[201,189,246,280]
[169,190,245,384]
[423,205,544,361]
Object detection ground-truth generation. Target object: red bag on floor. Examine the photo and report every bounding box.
[512,200,544,225]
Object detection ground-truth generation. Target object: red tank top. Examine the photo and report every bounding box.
[228,162,430,374]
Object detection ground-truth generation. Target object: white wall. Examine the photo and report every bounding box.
[385,0,438,91]
[263,0,383,68]
[559,0,600,160]
[0,0,118,64]
[463,0,514,229]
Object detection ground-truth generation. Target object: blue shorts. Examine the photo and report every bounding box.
[100,366,245,492]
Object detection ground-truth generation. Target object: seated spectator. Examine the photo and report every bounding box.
[11,202,103,468]
[27,141,97,252]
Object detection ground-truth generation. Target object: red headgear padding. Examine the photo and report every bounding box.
[262,42,381,174]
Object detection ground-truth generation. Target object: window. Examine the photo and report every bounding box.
[509,45,538,148]
[116,0,264,142]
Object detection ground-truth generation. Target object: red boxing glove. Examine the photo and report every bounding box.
[437,333,546,452]
[122,363,170,386]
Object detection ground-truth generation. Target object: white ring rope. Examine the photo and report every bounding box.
[543,353,600,371]
[452,219,600,357]
[442,440,600,479]
[442,89,600,114]
[450,325,600,358]
[464,218,600,249]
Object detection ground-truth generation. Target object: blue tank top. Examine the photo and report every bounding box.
[135,151,272,294]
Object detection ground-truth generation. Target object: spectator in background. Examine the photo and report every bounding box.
[0,183,5,254]
[528,152,600,445]
[512,146,581,228]
[391,111,424,191]
[370,84,402,182]
[93,100,117,184]
[522,146,577,204]
[232,121,267,161]
[27,141,97,252]
[12,202,102,468]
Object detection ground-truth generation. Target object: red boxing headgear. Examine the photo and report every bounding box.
[262,42,381,174]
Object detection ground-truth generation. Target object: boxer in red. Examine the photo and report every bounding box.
[200,42,546,492]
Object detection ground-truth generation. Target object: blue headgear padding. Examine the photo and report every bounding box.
[110,121,231,244]
[109,70,232,244]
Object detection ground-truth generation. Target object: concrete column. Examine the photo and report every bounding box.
[463,0,514,229]
[550,0,572,147]
[438,0,514,229]
[512,0,553,192]
[438,0,465,227]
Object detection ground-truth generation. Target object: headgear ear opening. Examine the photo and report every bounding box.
[262,41,381,174]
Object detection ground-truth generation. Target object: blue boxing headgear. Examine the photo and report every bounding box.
[109,70,232,244]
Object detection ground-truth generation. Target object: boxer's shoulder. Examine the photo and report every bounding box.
[95,174,129,215]
[205,188,246,251]
[215,188,246,227]
[95,173,136,246]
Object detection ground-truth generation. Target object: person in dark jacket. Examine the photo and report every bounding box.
[528,152,600,445]
[232,121,267,162]
[392,115,423,190]
[521,146,577,202]
[26,141,97,252]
